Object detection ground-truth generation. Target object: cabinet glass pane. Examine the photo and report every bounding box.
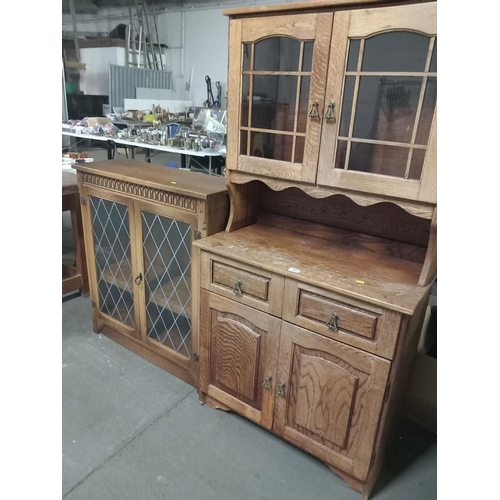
[252,75,297,132]
[353,76,423,144]
[90,196,135,328]
[296,76,311,133]
[334,140,348,169]
[142,212,192,358]
[430,40,437,73]
[302,42,313,72]
[254,37,301,71]
[295,136,305,164]
[240,130,248,155]
[348,141,408,177]
[409,149,426,180]
[250,132,293,162]
[361,32,430,72]
[346,39,360,71]
[243,43,251,71]
[241,74,250,127]
[339,76,355,137]
[415,77,437,145]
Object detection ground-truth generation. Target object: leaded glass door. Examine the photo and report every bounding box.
[317,2,437,203]
[135,202,197,366]
[88,193,140,338]
[227,13,333,183]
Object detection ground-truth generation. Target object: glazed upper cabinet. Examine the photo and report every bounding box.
[227,1,437,203]
[228,12,333,183]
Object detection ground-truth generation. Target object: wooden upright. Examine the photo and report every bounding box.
[193,1,437,498]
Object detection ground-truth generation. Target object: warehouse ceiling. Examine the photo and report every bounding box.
[62,0,203,15]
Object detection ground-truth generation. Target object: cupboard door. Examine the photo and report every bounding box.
[134,200,198,372]
[273,322,390,481]
[199,290,281,429]
[86,191,142,339]
[317,2,437,203]
[227,12,333,183]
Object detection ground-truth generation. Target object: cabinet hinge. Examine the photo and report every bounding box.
[194,230,202,240]
[384,381,391,403]
[370,450,376,470]
[80,196,86,206]
[91,300,96,307]
[193,353,199,362]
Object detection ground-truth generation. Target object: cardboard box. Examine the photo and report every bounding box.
[86,117,111,127]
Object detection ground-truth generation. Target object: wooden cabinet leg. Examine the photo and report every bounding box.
[204,394,232,412]
[93,320,104,334]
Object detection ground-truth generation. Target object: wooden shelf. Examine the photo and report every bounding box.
[151,280,192,318]
[194,214,430,315]
[65,61,87,70]
[100,260,191,318]
[62,263,82,295]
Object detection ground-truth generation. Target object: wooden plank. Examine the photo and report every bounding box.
[418,108,437,204]
[225,177,260,231]
[241,13,318,42]
[193,222,430,315]
[227,19,242,175]
[317,10,350,183]
[230,171,435,219]
[201,251,285,317]
[418,207,437,286]
[237,155,303,181]
[62,264,82,295]
[324,168,422,201]
[223,0,430,17]
[73,159,227,199]
[191,245,201,384]
[348,2,437,37]
[302,13,333,184]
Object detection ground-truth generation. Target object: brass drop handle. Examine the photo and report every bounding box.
[325,312,339,331]
[324,101,336,120]
[262,376,272,390]
[134,273,143,285]
[276,382,286,398]
[308,101,319,118]
[233,280,243,296]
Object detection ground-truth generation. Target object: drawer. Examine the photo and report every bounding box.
[200,252,284,316]
[212,261,269,302]
[282,279,401,359]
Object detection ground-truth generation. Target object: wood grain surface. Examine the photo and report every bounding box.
[193,221,430,314]
[73,159,227,199]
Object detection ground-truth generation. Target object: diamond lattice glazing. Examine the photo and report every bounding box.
[142,212,192,358]
[90,196,135,328]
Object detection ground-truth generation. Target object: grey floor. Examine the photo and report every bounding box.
[62,144,437,500]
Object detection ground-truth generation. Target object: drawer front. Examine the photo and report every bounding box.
[299,292,378,340]
[212,261,269,302]
[200,252,284,316]
[283,279,401,359]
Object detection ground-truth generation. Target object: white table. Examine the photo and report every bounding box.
[62,131,115,159]
[62,130,223,175]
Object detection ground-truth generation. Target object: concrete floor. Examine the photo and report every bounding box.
[62,294,436,500]
[62,145,436,499]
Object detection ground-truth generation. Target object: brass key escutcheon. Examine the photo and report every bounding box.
[262,376,272,390]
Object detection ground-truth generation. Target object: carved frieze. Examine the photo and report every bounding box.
[82,173,197,212]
